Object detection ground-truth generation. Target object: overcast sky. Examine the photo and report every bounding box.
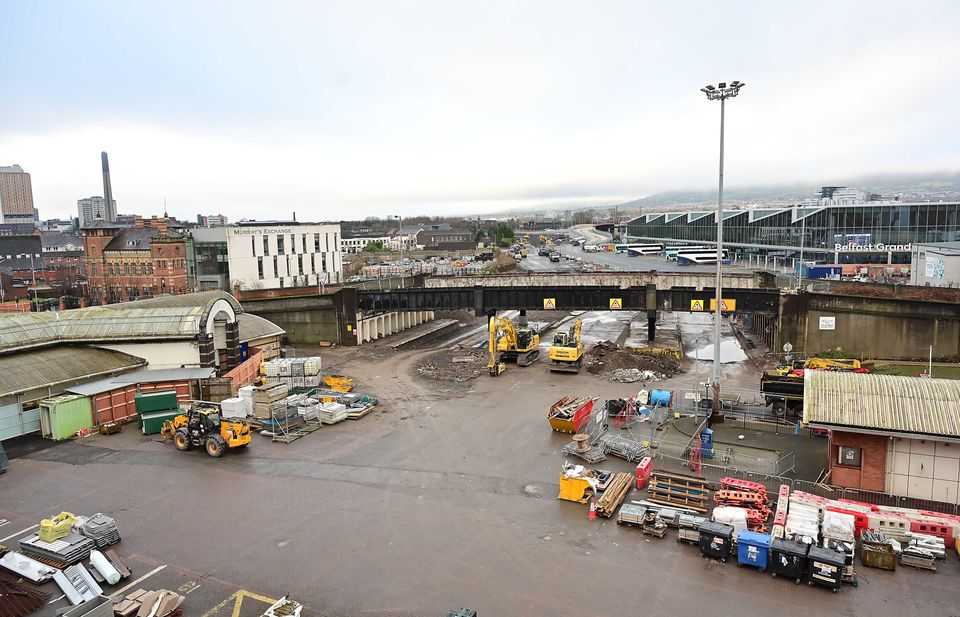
[3,1,959,222]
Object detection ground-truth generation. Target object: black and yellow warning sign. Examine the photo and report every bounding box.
[710,299,737,311]
[690,299,705,311]
[543,298,556,310]
[609,298,622,310]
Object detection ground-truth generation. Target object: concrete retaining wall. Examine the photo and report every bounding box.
[778,292,960,360]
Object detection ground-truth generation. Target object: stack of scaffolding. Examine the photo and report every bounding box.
[263,358,324,389]
[75,514,120,549]
[596,433,648,462]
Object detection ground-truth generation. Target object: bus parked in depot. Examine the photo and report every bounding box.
[676,248,729,265]
[616,243,663,255]
[665,245,710,260]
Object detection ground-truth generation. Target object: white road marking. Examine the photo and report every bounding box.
[0,523,38,543]
[112,565,167,596]
[48,594,66,604]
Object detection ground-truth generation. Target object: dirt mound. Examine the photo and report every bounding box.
[414,347,487,382]
[585,340,681,381]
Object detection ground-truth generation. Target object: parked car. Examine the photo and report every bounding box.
[538,247,551,256]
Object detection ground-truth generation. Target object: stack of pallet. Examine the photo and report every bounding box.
[646,471,710,513]
[18,532,94,567]
[595,472,633,518]
[254,383,289,419]
[75,513,120,549]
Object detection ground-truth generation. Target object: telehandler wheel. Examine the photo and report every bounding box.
[206,435,226,458]
[174,429,191,451]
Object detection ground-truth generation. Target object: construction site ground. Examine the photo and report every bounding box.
[2,317,957,617]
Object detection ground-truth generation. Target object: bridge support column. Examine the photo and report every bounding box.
[646,284,658,341]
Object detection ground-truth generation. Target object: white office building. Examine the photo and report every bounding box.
[225,222,343,289]
[78,196,117,226]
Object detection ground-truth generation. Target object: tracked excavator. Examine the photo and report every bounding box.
[549,319,584,373]
[487,315,540,376]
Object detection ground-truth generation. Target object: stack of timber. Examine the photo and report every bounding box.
[0,570,50,617]
[595,472,633,518]
[646,471,710,513]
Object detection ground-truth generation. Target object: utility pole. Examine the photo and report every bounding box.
[701,80,745,426]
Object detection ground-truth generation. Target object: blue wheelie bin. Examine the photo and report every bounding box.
[736,530,772,572]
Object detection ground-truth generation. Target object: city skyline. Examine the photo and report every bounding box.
[3,1,960,222]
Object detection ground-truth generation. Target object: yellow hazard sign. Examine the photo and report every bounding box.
[690,299,705,311]
[710,298,737,311]
[543,298,556,310]
[609,298,622,310]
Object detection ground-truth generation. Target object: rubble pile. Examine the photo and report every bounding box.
[415,347,487,382]
[586,341,681,381]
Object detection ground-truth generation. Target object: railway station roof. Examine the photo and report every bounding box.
[804,371,960,441]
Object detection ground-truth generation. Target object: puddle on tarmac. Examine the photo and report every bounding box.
[687,339,748,364]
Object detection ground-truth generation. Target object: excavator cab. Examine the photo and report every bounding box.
[549,319,585,373]
[552,331,569,347]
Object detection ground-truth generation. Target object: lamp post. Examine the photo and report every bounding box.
[393,215,404,289]
[701,80,745,426]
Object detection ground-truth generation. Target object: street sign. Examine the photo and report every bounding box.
[819,316,836,330]
[543,298,556,310]
[609,298,622,310]
[709,298,737,312]
[690,300,705,311]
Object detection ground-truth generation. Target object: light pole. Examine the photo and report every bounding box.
[797,215,806,290]
[701,80,745,426]
[393,215,405,289]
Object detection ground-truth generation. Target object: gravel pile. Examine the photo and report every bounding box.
[415,347,488,382]
[585,340,681,381]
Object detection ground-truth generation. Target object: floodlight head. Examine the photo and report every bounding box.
[730,80,740,87]
[718,82,727,88]
[705,84,715,91]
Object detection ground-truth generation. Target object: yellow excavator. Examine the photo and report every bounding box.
[549,319,584,373]
[488,315,540,376]
[774,357,864,376]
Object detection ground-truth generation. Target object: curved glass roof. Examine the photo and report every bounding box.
[0,307,205,354]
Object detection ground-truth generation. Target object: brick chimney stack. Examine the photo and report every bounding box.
[134,216,144,229]
[156,218,168,235]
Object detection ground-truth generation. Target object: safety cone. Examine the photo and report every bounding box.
[588,497,597,520]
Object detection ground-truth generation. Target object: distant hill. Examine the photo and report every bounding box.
[614,171,960,211]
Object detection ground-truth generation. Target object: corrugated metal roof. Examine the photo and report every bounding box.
[65,367,216,396]
[0,307,204,353]
[238,313,285,343]
[803,371,960,439]
[0,347,147,397]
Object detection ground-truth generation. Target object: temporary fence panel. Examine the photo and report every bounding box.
[222,350,263,395]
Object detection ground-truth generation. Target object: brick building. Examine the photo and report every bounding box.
[804,371,960,504]
[82,216,188,304]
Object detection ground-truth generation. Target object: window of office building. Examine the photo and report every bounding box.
[277,235,284,255]
[314,233,320,251]
[251,236,256,256]
[302,234,307,253]
[257,257,264,279]
[273,255,278,278]
[263,236,269,255]
[297,254,303,274]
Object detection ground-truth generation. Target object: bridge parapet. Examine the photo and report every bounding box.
[424,270,771,290]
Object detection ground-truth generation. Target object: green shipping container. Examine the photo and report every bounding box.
[140,410,183,435]
[135,391,179,414]
[39,395,94,440]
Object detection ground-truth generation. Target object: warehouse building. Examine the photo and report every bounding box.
[804,371,960,505]
[0,291,284,440]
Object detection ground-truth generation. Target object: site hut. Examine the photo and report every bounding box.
[804,371,960,505]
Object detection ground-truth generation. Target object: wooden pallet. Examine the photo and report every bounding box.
[646,495,708,513]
